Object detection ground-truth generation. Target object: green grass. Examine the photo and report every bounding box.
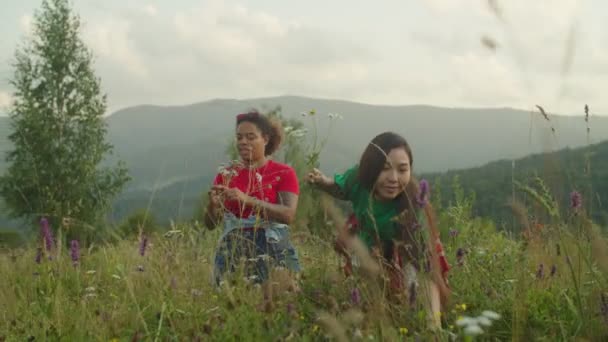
[2,201,608,341]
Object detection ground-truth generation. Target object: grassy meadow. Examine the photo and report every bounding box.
[2,180,608,341]
[2,110,608,341]
[2,1,608,340]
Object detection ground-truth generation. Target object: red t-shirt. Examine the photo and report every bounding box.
[213,159,300,218]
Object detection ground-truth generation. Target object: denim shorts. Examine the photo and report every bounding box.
[213,227,301,285]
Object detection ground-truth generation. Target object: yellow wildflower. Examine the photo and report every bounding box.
[399,327,408,335]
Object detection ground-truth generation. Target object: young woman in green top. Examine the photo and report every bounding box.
[306,131,450,328]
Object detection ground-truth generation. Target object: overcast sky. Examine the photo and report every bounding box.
[1,0,607,116]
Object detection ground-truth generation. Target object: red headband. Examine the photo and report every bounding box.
[236,112,260,121]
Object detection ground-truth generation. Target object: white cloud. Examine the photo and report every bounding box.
[449,52,528,106]
[78,1,373,112]
[143,4,158,17]
[33,0,603,115]
[84,18,149,78]
[19,14,33,36]
[422,0,489,16]
[395,0,608,114]
[0,91,12,109]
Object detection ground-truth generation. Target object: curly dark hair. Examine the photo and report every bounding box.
[236,109,284,156]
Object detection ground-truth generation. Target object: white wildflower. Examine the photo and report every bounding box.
[464,324,484,336]
[482,310,501,320]
[456,316,477,327]
[477,316,492,326]
[456,310,500,337]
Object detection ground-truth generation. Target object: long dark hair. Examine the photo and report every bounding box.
[343,132,451,303]
[356,132,423,262]
[357,131,419,210]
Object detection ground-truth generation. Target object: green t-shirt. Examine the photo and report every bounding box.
[334,165,427,249]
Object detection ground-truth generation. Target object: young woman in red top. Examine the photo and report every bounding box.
[204,110,301,309]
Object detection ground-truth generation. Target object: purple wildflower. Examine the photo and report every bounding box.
[570,191,582,210]
[40,217,54,253]
[351,287,361,305]
[408,282,417,307]
[550,264,557,277]
[139,235,148,257]
[70,240,80,266]
[416,180,430,208]
[536,264,544,279]
[449,229,459,238]
[35,247,42,264]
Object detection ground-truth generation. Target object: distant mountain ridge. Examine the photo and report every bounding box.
[104,96,608,190]
[1,95,608,229]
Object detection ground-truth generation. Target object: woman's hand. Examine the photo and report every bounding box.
[208,188,222,208]
[306,168,348,200]
[212,185,249,204]
[213,185,298,224]
[306,168,331,186]
[204,187,225,230]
